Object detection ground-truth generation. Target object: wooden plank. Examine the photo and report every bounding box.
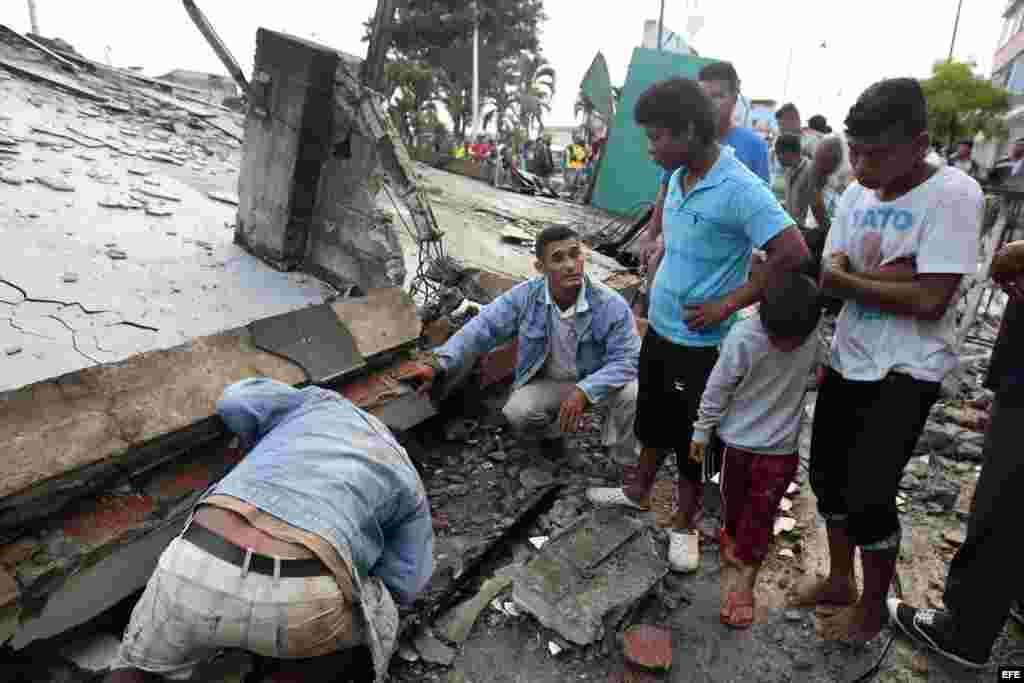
[332,288,421,358]
[0,329,305,505]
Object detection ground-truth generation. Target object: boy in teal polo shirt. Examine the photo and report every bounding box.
[588,77,809,573]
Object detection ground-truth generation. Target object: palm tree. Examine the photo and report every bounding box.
[482,73,517,139]
[513,52,555,136]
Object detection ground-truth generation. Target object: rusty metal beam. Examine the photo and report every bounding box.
[181,0,249,95]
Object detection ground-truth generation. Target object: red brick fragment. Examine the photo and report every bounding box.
[623,624,673,672]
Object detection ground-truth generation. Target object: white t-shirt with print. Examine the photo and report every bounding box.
[824,166,982,383]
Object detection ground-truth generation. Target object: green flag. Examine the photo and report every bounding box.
[580,52,613,119]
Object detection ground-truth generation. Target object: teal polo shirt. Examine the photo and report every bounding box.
[649,147,792,347]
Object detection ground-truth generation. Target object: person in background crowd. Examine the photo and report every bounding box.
[586,76,809,574]
[887,240,1024,669]
[988,137,1024,185]
[775,133,844,280]
[795,77,983,645]
[947,139,981,180]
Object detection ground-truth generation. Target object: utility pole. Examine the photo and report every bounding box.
[947,0,965,153]
[26,0,39,35]
[948,0,964,61]
[471,1,481,138]
[361,0,395,93]
[657,0,666,52]
[781,46,794,100]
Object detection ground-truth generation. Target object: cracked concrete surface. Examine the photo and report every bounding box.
[0,67,333,392]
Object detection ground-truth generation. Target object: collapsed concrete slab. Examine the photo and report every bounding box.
[236,29,436,294]
[512,509,668,646]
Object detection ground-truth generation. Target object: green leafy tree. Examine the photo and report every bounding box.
[385,59,437,146]
[922,59,1010,146]
[366,0,546,138]
[513,52,555,136]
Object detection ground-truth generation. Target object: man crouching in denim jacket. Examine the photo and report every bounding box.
[106,378,434,683]
[411,225,642,463]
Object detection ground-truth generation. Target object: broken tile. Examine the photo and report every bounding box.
[623,624,672,672]
[134,185,182,202]
[208,190,239,205]
[35,175,75,192]
[145,206,174,217]
[413,628,456,666]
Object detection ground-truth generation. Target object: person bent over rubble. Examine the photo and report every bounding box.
[106,378,434,683]
[586,76,810,575]
[688,272,823,629]
[410,225,641,464]
[793,78,983,645]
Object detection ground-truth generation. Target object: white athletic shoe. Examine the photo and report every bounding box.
[585,487,648,511]
[668,531,700,573]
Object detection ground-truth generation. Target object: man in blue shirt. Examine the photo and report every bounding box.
[107,379,433,682]
[638,62,771,292]
[588,77,809,574]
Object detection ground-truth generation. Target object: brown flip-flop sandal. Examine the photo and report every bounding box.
[721,591,738,624]
[726,595,755,629]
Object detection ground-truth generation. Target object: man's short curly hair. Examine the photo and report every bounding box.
[845,78,928,142]
[634,77,717,145]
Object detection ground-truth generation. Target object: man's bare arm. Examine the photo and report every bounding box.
[687,226,809,329]
[822,266,963,321]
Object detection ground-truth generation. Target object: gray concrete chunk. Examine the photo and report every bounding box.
[512,509,667,645]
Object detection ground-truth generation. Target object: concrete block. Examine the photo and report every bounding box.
[512,510,667,646]
[331,288,420,359]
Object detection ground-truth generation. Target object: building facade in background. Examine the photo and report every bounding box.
[157,69,239,104]
[994,0,1024,93]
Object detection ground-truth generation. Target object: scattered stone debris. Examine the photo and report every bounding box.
[105,248,128,260]
[61,272,78,283]
[0,171,25,185]
[4,345,23,356]
[145,206,174,217]
[35,175,75,192]
[99,196,144,210]
[207,190,239,205]
[127,167,151,176]
[412,628,456,666]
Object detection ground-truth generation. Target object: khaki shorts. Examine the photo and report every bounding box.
[111,536,360,679]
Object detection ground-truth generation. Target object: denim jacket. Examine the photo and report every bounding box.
[435,275,640,403]
[211,378,434,680]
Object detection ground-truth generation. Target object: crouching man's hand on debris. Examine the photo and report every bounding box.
[558,388,589,434]
[688,441,706,465]
[408,362,439,398]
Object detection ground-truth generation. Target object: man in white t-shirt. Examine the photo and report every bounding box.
[791,78,983,645]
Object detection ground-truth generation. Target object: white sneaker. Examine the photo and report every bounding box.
[585,487,648,510]
[668,531,700,573]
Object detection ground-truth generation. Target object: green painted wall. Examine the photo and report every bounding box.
[592,48,716,215]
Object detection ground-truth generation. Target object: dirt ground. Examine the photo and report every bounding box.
[387,382,1024,683]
